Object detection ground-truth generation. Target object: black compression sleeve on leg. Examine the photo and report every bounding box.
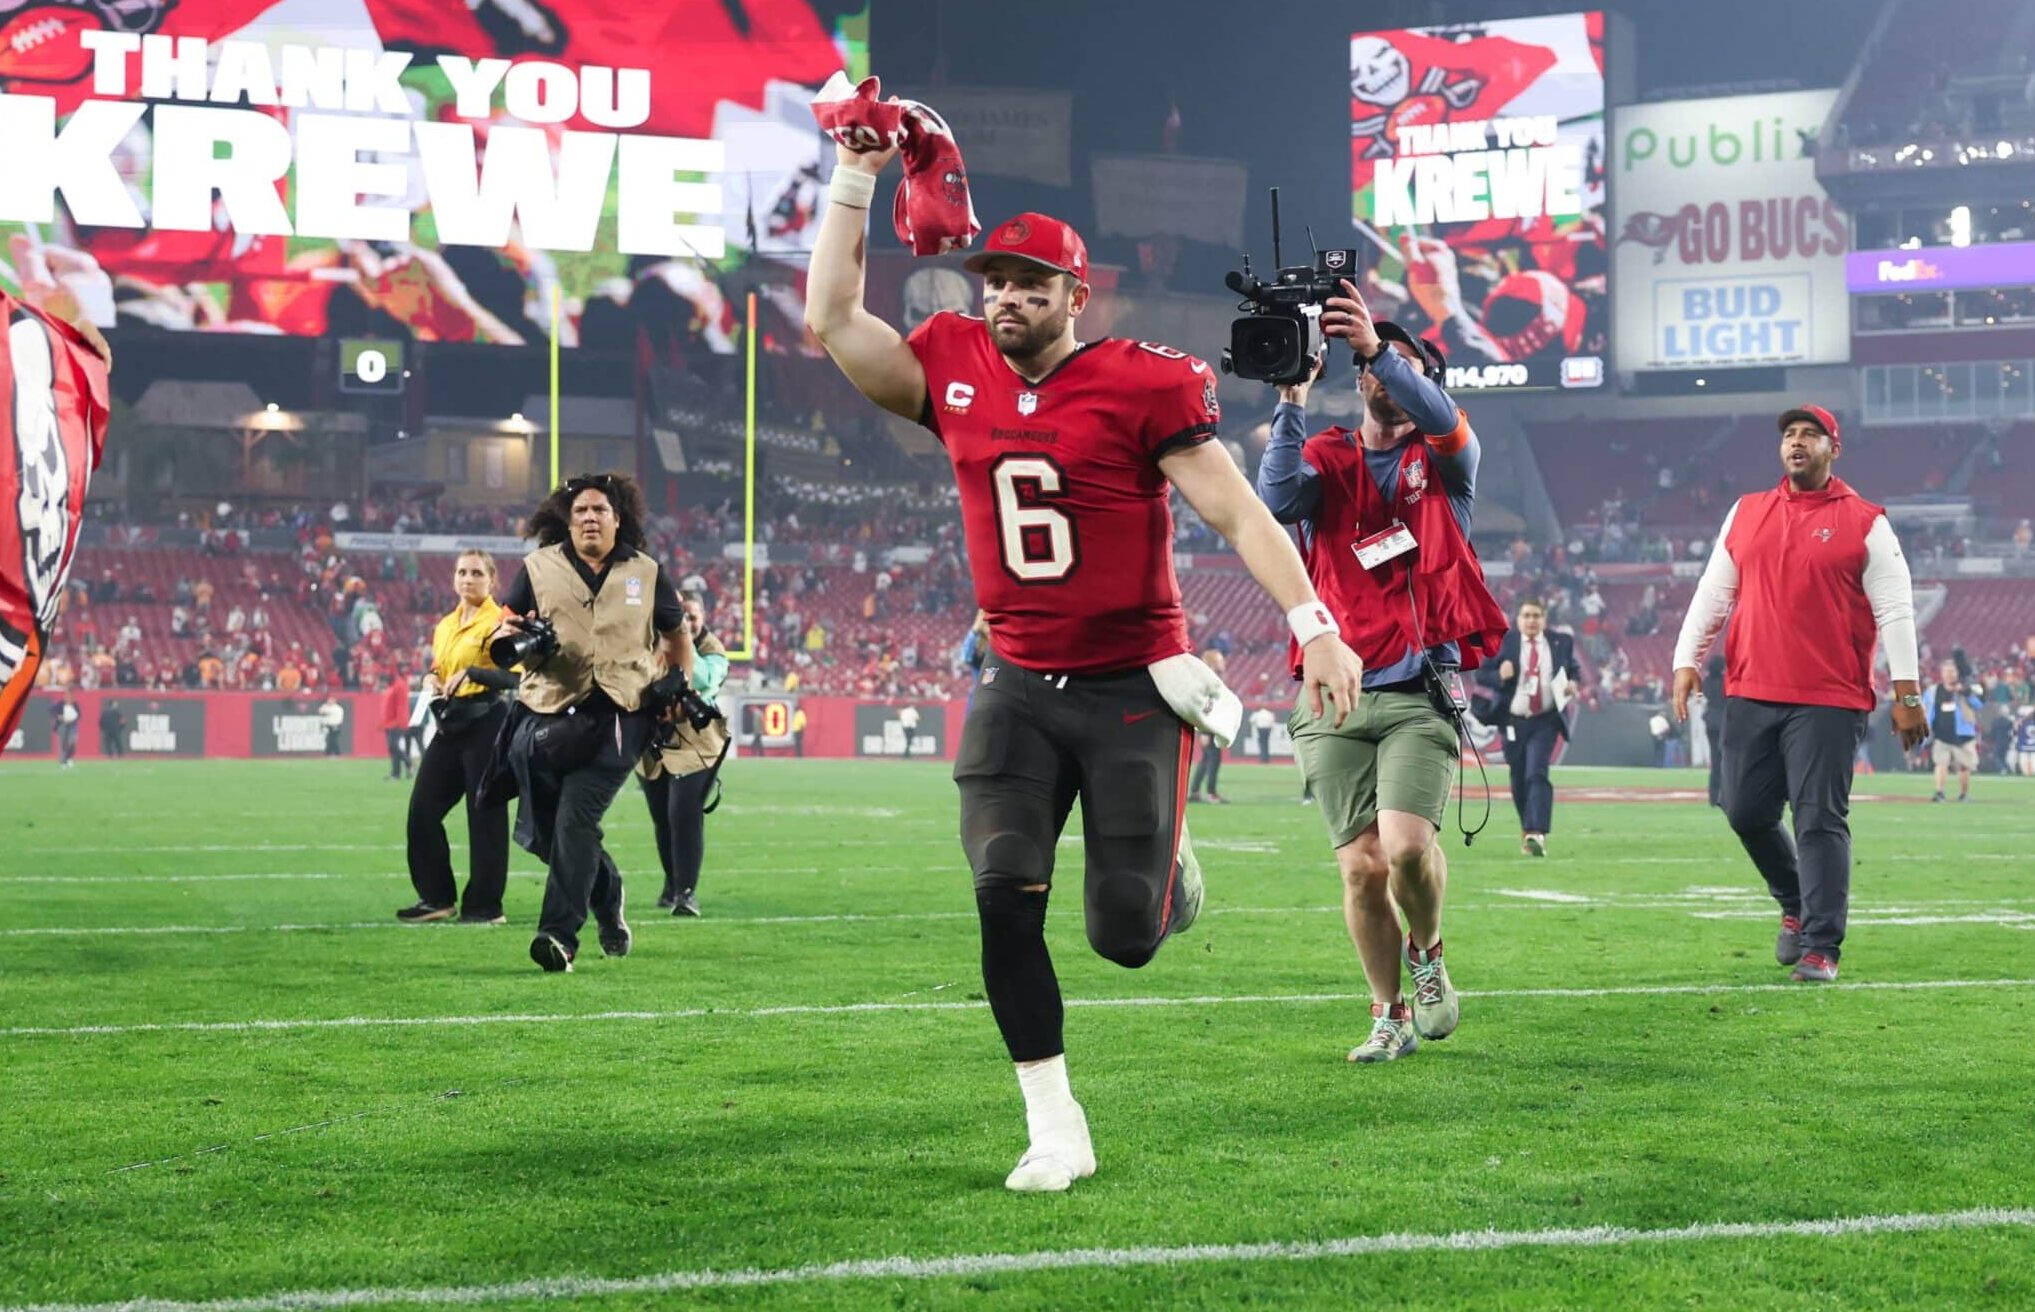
[976,885,1064,1063]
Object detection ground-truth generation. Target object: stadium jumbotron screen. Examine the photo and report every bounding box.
[1349,11,1609,392]
[0,0,869,349]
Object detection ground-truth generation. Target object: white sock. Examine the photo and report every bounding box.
[1015,1055,1082,1143]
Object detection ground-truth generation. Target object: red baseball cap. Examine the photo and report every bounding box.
[963,212,1089,283]
[1779,404,1841,449]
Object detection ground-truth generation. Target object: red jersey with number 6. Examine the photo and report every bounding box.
[906,311,1219,674]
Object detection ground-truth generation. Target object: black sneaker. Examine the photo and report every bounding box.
[529,933,574,972]
[458,910,507,925]
[670,890,700,918]
[654,892,678,911]
[596,894,632,956]
[396,901,455,923]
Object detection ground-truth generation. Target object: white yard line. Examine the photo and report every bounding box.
[8,977,2035,1039]
[0,866,944,885]
[13,896,2035,937]
[1691,910,2035,927]
[6,1206,2031,1312]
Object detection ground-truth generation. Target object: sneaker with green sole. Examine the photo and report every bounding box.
[1348,1007,1419,1063]
[1404,939,1460,1040]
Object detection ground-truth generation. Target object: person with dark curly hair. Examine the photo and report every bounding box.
[491,473,693,973]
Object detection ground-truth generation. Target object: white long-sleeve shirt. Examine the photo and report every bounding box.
[1672,501,1920,682]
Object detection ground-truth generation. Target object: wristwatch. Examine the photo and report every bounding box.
[1898,693,1923,708]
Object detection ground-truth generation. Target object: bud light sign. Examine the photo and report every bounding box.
[1653,274,1814,366]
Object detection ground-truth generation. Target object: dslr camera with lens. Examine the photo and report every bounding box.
[489,614,560,670]
[645,670,725,750]
[1219,187,1358,386]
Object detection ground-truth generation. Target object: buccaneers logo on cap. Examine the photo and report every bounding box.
[999,219,1032,245]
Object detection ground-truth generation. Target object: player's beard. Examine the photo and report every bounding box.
[992,306,1071,370]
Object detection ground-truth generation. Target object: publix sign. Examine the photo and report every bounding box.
[1613,91,1851,371]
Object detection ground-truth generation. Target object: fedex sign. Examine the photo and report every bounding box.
[1846,242,2035,293]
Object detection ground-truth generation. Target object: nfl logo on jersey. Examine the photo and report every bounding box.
[1017,391,1040,416]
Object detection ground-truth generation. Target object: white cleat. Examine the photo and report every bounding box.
[1005,1101,1096,1192]
[1004,1141,1097,1192]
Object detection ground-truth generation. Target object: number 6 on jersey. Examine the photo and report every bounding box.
[992,455,1079,582]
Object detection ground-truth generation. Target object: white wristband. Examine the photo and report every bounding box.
[828,167,877,209]
[1287,600,1341,648]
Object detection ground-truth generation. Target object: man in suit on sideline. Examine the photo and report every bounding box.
[1484,598,1580,856]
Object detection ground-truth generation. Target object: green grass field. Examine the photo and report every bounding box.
[3,757,2033,1310]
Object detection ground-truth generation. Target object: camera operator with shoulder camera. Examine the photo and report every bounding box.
[492,474,693,973]
[638,587,729,918]
[1255,278,1508,1065]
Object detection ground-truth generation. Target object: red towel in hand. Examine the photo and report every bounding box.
[811,74,979,256]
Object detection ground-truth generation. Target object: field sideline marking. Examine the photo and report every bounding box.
[0,866,938,885]
[11,897,2035,936]
[9,977,2035,1039]
[7,901,2031,936]
[6,1206,2031,1312]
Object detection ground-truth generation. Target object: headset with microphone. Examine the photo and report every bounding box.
[1354,319,1449,385]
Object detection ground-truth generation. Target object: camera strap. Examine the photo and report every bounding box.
[699,733,734,815]
[1404,569,1493,848]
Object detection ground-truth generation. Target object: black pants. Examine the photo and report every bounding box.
[406,705,511,915]
[513,708,647,954]
[1257,728,1271,765]
[1189,736,1222,797]
[101,729,124,758]
[1720,696,1867,961]
[642,769,714,899]
[324,727,341,756]
[1502,711,1562,834]
[1705,723,1724,807]
[957,661,1196,1062]
[386,729,411,779]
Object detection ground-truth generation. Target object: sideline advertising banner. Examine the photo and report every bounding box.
[1613,90,1849,371]
[853,702,943,758]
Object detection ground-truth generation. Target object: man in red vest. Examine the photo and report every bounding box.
[1257,280,1509,1065]
[1672,404,1926,983]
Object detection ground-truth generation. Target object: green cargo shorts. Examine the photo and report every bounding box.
[1291,687,1459,849]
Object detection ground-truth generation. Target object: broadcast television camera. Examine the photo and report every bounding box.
[1220,188,1359,386]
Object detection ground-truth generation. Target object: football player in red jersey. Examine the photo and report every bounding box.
[806,136,1364,1193]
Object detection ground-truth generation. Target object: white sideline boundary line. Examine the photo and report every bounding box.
[0,866,941,884]
[10,977,2035,1039]
[8,1206,2032,1312]
[13,896,2035,937]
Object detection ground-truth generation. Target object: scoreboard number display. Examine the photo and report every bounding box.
[340,338,406,395]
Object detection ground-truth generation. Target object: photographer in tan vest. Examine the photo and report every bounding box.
[638,587,730,918]
[493,474,692,973]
